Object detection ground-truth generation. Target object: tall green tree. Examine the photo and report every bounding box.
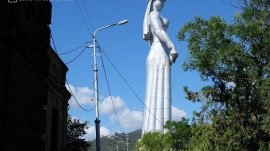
[136,119,191,151]
[178,0,270,150]
[164,118,191,150]
[66,115,91,151]
[135,131,172,151]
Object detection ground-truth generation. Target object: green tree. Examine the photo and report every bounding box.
[164,118,191,150]
[178,0,270,150]
[135,131,172,151]
[66,115,91,151]
[136,119,191,151]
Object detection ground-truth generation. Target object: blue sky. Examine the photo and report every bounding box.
[50,0,239,140]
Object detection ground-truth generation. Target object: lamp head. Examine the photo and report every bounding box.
[118,20,128,25]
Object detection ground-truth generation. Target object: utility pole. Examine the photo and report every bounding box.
[126,134,129,151]
[116,142,119,151]
[90,19,128,151]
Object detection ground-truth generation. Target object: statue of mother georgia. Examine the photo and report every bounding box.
[142,0,178,135]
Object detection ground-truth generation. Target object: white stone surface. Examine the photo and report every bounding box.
[142,0,178,135]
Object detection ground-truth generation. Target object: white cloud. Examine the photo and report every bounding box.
[80,102,186,141]
[66,84,95,108]
[82,106,186,141]
[99,96,126,115]
[100,126,111,137]
[108,104,186,131]
[100,96,144,131]
[227,81,236,89]
[172,106,187,121]
[83,126,111,141]
[110,108,144,130]
[67,85,187,138]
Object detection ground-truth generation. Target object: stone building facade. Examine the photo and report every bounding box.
[0,1,71,151]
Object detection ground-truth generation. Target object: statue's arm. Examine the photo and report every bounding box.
[149,13,174,48]
[149,12,178,62]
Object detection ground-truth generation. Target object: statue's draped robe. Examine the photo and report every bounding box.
[142,40,171,134]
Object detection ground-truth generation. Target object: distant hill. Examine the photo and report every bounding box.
[88,129,142,151]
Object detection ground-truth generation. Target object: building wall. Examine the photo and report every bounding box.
[0,1,71,151]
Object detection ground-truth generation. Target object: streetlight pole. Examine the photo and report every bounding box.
[91,19,128,151]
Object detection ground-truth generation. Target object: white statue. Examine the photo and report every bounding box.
[142,0,178,135]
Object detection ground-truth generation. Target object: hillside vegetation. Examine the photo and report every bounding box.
[89,130,141,151]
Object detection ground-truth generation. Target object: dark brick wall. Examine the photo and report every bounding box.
[0,1,70,151]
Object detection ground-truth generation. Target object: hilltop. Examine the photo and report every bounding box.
[88,129,142,151]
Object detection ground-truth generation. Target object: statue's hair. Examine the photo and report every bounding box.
[143,0,153,40]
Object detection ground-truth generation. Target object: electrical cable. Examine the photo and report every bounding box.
[82,0,94,32]
[65,47,87,64]
[75,0,91,32]
[58,42,90,55]
[98,44,123,133]
[49,21,94,112]
[66,79,95,112]
[50,33,57,53]
[98,43,162,126]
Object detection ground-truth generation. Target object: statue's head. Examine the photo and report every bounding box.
[143,0,166,40]
[149,0,166,2]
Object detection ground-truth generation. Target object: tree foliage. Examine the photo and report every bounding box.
[164,118,191,150]
[178,0,270,150]
[135,131,172,151]
[135,119,191,151]
[66,115,91,151]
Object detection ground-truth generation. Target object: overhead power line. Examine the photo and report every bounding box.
[49,11,95,112]
[66,79,95,112]
[97,42,162,127]
[75,0,91,32]
[65,47,87,64]
[50,33,57,53]
[98,44,123,133]
[82,0,94,31]
[58,42,90,55]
